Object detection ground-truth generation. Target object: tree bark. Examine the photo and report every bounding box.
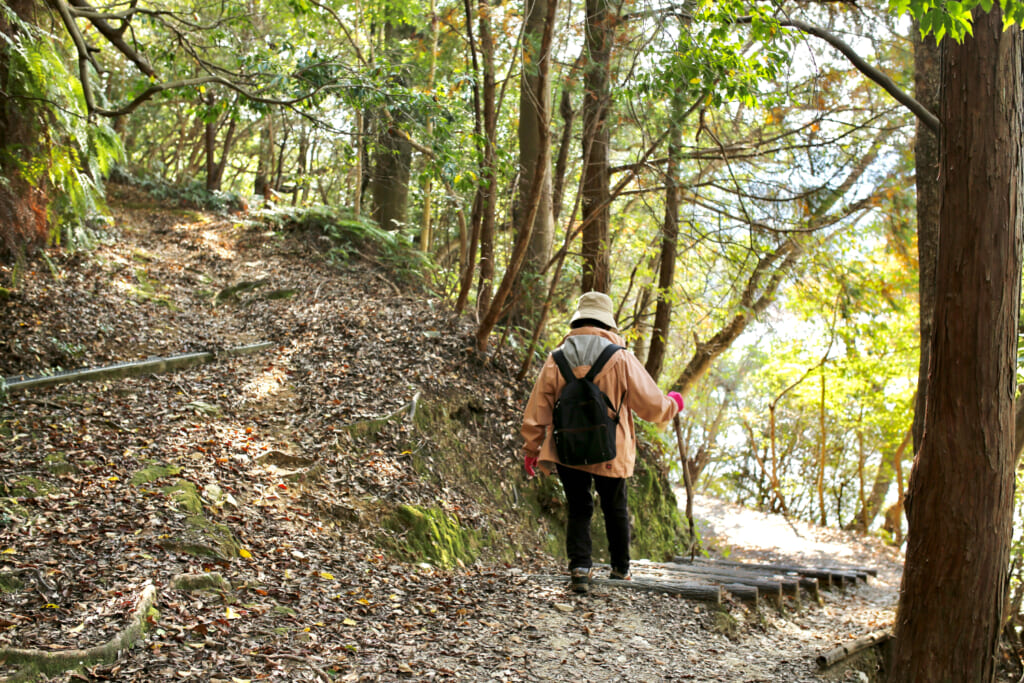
[910,23,942,456]
[889,10,1024,681]
[580,0,613,293]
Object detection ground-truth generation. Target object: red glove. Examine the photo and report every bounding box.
[668,391,684,412]
[524,455,539,478]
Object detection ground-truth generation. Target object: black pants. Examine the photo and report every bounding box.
[555,464,630,573]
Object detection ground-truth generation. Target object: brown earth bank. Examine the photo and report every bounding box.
[0,184,929,682]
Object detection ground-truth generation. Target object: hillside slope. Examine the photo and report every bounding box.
[0,185,895,682]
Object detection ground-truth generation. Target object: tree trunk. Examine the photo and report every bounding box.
[474,0,557,352]
[644,118,681,382]
[910,23,942,456]
[254,114,274,198]
[475,0,498,317]
[580,0,613,293]
[889,10,1023,681]
[552,82,577,221]
[848,427,911,533]
[512,0,556,327]
[817,367,827,526]
[420,0,439,252]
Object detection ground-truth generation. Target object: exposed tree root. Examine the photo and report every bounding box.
[0,583,157,681]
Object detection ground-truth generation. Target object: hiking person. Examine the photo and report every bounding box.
[520,291,684,593]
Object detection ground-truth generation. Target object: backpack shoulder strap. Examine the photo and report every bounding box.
[584,344,623,382]
[551,349,576,384]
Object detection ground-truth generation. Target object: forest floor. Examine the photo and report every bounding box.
[0,184,923,682]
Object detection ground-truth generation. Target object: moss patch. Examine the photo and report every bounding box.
[6,476,57,498]
[384,504,479,569]
[163,480,203,515]
[627,445,691,562]
[44,453,79,476]
[132,463,182,486]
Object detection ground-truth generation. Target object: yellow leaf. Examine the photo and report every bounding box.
[343,618,358,626]
[108,476,119,482]
[225,606,242,620]
[239,548,252,559]
[689,77,701,84]
[1,548,15,555]
[42,603,59,609]
[319,571,334,580]
[69,622,85,634]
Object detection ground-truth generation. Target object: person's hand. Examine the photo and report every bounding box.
[524,455,539,478]
[668,391,684,412]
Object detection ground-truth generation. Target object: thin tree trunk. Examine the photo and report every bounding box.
[420,0,439,252]
[889,10,1023,680]
[474,0,557,352]
[475,0,498,317]
[817,367,827,526]
[580,0,613,293]
[644,118,681,382]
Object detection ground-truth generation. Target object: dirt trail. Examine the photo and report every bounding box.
[688,494,903,682]
[0,189,908,682]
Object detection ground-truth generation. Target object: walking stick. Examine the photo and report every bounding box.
[673,413,700,561]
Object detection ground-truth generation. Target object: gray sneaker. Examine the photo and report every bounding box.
[570,567,591,594]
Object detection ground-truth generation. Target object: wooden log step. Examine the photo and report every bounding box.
[678,556,862,589]
[634,560,802,598]
[528,574,724,605]
[590,576,742,605]
[670,557,822,600]
[624,563,785,606]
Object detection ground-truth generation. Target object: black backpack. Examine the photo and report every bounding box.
[551,343,624,466]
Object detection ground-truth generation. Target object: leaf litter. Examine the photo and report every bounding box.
[0,183,901,682]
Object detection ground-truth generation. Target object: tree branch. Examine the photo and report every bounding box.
[768,16,940,134]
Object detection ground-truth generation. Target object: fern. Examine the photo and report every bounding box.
[0,10,123,254]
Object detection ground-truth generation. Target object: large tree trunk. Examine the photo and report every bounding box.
[644,118,681,382]
[512,0,556,327]
[370,110,412,231]
[889,10,1023,681]
[580,0,613,293]
[910,23,942,456]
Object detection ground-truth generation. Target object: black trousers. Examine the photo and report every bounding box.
[555,464,630,573]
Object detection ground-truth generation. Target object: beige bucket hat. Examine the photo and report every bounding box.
[570,291,618,330]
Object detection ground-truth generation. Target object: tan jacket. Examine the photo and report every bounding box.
[521,326,680,478]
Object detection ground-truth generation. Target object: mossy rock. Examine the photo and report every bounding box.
[159,515,241,560]
[162,480,203,515]
[171,572,231,593]
[132,463,182,486]
[384,504,479,569]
